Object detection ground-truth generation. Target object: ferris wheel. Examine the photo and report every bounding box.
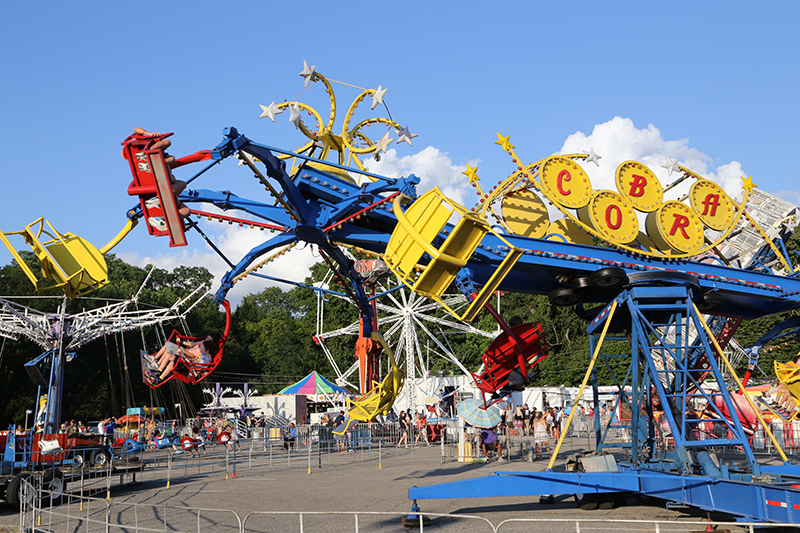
[313,268,496,410]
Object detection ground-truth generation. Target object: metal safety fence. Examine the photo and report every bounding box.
[19,478,796,533]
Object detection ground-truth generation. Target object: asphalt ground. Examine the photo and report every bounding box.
[2,438,793,532]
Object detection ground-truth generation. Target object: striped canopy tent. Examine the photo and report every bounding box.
[279,371,350,396]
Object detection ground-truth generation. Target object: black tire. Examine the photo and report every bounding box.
[570,276,593,294]
[626,271,699,290]
[42,470,66,505]
[589,267,628,289]
[697,292,724,313]
[72,452,84,468]
[598,499,615,510]
[549,287,582,307]
[575,493,599,510]
[92,449,111,467]
[5,473,31,508]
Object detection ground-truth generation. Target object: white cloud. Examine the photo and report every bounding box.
[368,146,474,205]
[558,116,746,198]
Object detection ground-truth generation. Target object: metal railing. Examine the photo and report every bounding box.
[19,478,794,533]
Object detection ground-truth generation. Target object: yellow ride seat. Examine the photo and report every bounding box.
[384,188,522,322]
[0,218,108,298]
[775,360,800,411]
[335,333,405,435]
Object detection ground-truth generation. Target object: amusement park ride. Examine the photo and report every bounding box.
[5,61,800,522]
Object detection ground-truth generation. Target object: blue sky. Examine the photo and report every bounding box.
[1,2,799,303]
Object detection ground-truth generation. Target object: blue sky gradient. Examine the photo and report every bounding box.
[2,2,798,301]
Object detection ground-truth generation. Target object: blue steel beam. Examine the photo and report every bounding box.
[408,469,800,523]
[166,128,800,321]
[333,223,800,320]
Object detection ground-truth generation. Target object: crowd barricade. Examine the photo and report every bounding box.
[19,477,242,533]
[20,477,781,533]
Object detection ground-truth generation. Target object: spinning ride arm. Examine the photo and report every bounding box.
[124,127,421,341]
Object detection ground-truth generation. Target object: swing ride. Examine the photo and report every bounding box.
[6,61,800,522]
[0,270,208,434]
[0,272,209,506]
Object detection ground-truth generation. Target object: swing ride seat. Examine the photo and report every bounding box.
[0,217,108,298]
[335,333,405,435]
[384,188,522,322]
[470,322,549,406]
[122,132,188,248]
[141,300,231,388]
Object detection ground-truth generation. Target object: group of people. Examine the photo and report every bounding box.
[59,419,89,437]
[501,403,564,457]
[144,332,221,382]
[394,409,432,448]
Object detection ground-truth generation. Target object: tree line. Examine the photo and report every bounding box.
[0,247,798,428]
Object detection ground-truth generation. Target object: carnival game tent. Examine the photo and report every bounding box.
[279,371,350,395]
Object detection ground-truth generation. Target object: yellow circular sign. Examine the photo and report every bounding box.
[689,180,735,231]
[545,218,593,246]
[577,191,639,245]
[646,201,704,253]
[615,161,663,212]
[501,190,549,239]
[540,156,592,209]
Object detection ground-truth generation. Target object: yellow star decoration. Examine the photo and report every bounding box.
[742,175,757,193]
[495,133,514,152]
[463,163,481,185]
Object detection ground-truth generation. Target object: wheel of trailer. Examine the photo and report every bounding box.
[548,287,582,307]
[589,267,628,289]
[5,473,32,508]
[92,449,111,467]
[574,492,625,510]
[42,470,66,505]
[72,451,85,468]
[574,493,599,510]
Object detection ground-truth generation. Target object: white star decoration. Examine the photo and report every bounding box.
[662,156,681,176]
[288,103,302,129]
[395,126,417,146]
[374,130,394,154]
[299,60,316,88]
[583,148,602,167]
[258,102,283,122]
[371,85,388,110]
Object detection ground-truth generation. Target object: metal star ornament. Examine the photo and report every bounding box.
[662,156,681,176]
[371,85,388,110]
[258,102,283,122]
[495,133,514,152]
[299,60,317,88]
[374,130,394,154]
[741,175,757,193]
[583,148,602,167]
[463,163,481,185]
[288,103,302,129]
[395,126,417,146]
